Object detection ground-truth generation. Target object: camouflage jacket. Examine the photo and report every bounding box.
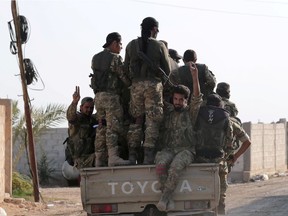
[222,97,239,117]
[170,64,216,100]
[91,49,130,95]
[66,102,97,159]
[158,94,203,154]
[124,37,171,82]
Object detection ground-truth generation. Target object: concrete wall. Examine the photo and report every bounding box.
[13,119,288,185]
[229,120,287,182]
[0,99,12,202]
[15,128,68,186]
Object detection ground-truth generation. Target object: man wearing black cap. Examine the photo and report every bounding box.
[169,49,182,64]
[90,32,131,167]
[124,17,171,165]
[66,86,97,169]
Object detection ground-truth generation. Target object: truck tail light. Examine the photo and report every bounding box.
[91,204,118,213]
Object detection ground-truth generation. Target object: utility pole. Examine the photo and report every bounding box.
[11,0,40,202]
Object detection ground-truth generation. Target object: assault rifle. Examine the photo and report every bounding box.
[137,51,175,87]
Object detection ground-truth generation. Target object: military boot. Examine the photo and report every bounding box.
[142,147,155,165]
[95,152,105,167]
[108,146,131,166]
[156,188,173,212]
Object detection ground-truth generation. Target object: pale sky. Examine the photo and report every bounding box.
[1,0,288,127]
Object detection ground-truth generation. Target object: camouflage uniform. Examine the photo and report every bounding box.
[155,94,203,197]
[91,48,131,166]
[222,97,238,117]
[170,64,216,101]
[195,103,249,213]
[66,103,97,169]
[124,36,171,164]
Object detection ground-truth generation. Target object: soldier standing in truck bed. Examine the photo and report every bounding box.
[123,17,171,165]
[169,49,216,102]
[91,32,131,167]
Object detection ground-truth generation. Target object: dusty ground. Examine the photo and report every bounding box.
[1,175,288,216]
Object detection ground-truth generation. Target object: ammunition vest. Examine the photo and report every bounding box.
[91,50,123,94]
[195,106,230,158]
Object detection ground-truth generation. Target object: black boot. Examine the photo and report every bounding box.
[142,147,155,165]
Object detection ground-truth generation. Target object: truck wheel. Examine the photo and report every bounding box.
[140,204,167,216]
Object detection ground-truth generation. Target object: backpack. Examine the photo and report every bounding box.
[195,106,231,158]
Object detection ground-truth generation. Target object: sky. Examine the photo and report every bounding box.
[1,0,288,127]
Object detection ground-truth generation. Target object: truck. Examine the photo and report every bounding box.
[80,163,220,216]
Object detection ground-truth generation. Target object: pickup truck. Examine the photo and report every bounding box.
[80,163,220,216]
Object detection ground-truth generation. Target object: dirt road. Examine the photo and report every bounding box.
[1,175,288,216]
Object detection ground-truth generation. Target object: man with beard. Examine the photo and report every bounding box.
[155,62,202,212]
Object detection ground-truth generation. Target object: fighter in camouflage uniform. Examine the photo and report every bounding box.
[91,32,131,167]
[169,49,216,102]
[66,86,97,169]
[124,17,171,165]
[194,93,251,215]
[216,82,238,117]
[155,62,202,212]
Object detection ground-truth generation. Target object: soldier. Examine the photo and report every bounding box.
[155,62,202,211]
[91,32,131,167]
[194,93,251,215]
[170,49,216,101]
[168,48,182,64]
[124,17,171,165]
[66,86,97,169]
[216,82,238,117]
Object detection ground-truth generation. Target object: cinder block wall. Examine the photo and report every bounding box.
[0,104,5,202]
[229,121,287,182]
[15,121,288,185]
[15,128,68,186]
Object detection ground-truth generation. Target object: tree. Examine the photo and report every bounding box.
[12,101,67,171]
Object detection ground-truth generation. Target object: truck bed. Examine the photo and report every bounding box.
[80,163,220,216]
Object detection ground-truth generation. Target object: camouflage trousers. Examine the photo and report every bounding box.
[74,153,95,169]
[128,80,163,149]
[196,156,228,207]
[155,149,195,192]
[94,92,123,152]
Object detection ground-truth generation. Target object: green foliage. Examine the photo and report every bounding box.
[12,100,67,170]
[12,172,33,198]
[38,150,56,186]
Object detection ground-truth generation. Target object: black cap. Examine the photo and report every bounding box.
[103,32,121,48]
[169,49,182,60]
[141,17,159,30]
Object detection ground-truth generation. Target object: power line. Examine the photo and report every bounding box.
[132,0,288,19]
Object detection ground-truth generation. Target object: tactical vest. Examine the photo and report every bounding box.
[91,50,123,94]
[178,64,206,96]
[129,38,161,81]
[195,106,230,158]
[66,113,97,160]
